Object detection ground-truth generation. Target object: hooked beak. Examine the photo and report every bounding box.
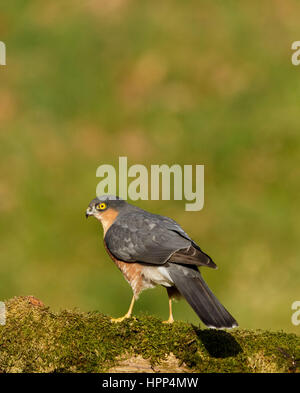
[85,207,93,219]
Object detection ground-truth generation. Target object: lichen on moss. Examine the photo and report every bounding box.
[0,296,299,373]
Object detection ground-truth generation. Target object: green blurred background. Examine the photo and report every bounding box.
[0,1,299,333]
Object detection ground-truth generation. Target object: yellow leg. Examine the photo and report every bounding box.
[163,297,174,324]
[111,295,135,323]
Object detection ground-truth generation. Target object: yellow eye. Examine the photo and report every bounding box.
[96,202,107,210]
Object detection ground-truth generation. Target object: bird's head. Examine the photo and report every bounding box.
[86,195,127,233]
[86,195,126,219]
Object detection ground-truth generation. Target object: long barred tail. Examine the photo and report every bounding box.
[167,264,238,329]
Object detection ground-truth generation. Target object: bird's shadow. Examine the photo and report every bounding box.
[192,326,242,358]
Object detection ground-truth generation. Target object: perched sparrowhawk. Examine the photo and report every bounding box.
[86,195,238,329]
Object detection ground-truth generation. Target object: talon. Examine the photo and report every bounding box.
[162,317,174,324]
[111,315,130,323]
[110,296,136,323]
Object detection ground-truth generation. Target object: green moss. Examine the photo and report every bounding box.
[0,297,299,373]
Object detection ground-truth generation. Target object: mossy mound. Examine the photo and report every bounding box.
[0,296,299,373]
